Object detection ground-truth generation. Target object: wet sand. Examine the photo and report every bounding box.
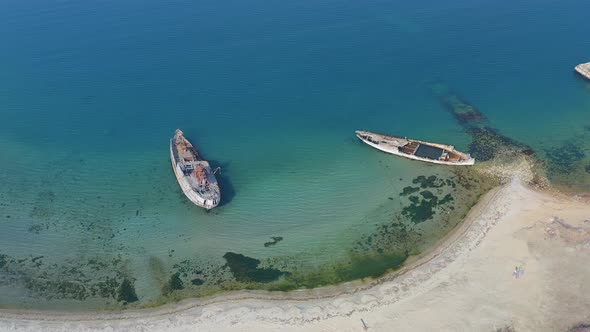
[1,178,589,332]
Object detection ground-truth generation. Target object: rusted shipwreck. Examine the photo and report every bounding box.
[170,129,220,209]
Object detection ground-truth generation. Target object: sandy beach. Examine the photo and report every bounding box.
[1,177,589,332]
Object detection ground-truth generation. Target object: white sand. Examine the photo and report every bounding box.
[1,179,589,332]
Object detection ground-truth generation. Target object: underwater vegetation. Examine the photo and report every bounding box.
[0,254,7,269]
[264,236,284,247]
[222,252,287,283]
[411,175,449,188]
[267,253,409,291]
[466,127,533,161]
[117,278,139,303]
[165,256,228,295]
[400,186,421,196]
[0,251,137,304]
[190,278,204,286]
[353,170,496,272]
[402,191,454,224]
[0,166,496,309]
[167,272,184,291]
[544,141,586,174]
[265,172,487,291]
[400,176,456,224]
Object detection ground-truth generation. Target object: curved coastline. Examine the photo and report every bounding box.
[0,181,502,317]
[4,171,588,331]
[0,184,506,322]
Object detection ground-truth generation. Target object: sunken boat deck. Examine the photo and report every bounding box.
[356,130,475,166]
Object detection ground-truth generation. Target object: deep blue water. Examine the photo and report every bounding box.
[0,0,589,309]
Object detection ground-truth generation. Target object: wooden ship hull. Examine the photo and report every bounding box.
[170,129,221,209]
[356,130,475,166]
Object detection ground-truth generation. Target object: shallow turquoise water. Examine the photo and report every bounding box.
[0,0,589,309]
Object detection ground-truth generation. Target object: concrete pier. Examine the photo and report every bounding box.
[575,62,590,80]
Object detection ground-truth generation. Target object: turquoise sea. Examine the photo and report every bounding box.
[0,0,589,310]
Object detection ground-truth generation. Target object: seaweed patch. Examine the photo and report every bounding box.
[167,272,184,291]
[400,176,456,223]
[412,175,446,188]
[402,194,437,223]
[190,278,204,286]
[117,278,138,303]
[0,254,7,269]
[223,252,286,283]
[467,127,532,161]
[167,257,228,292]
[265,251,409,292]
[0,252,134,303]
[264,236,284,247]
[400,186,421,196]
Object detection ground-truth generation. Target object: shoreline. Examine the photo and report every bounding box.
[5,175,588,331]
[0,181,507,321]
[0,177,590,331]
